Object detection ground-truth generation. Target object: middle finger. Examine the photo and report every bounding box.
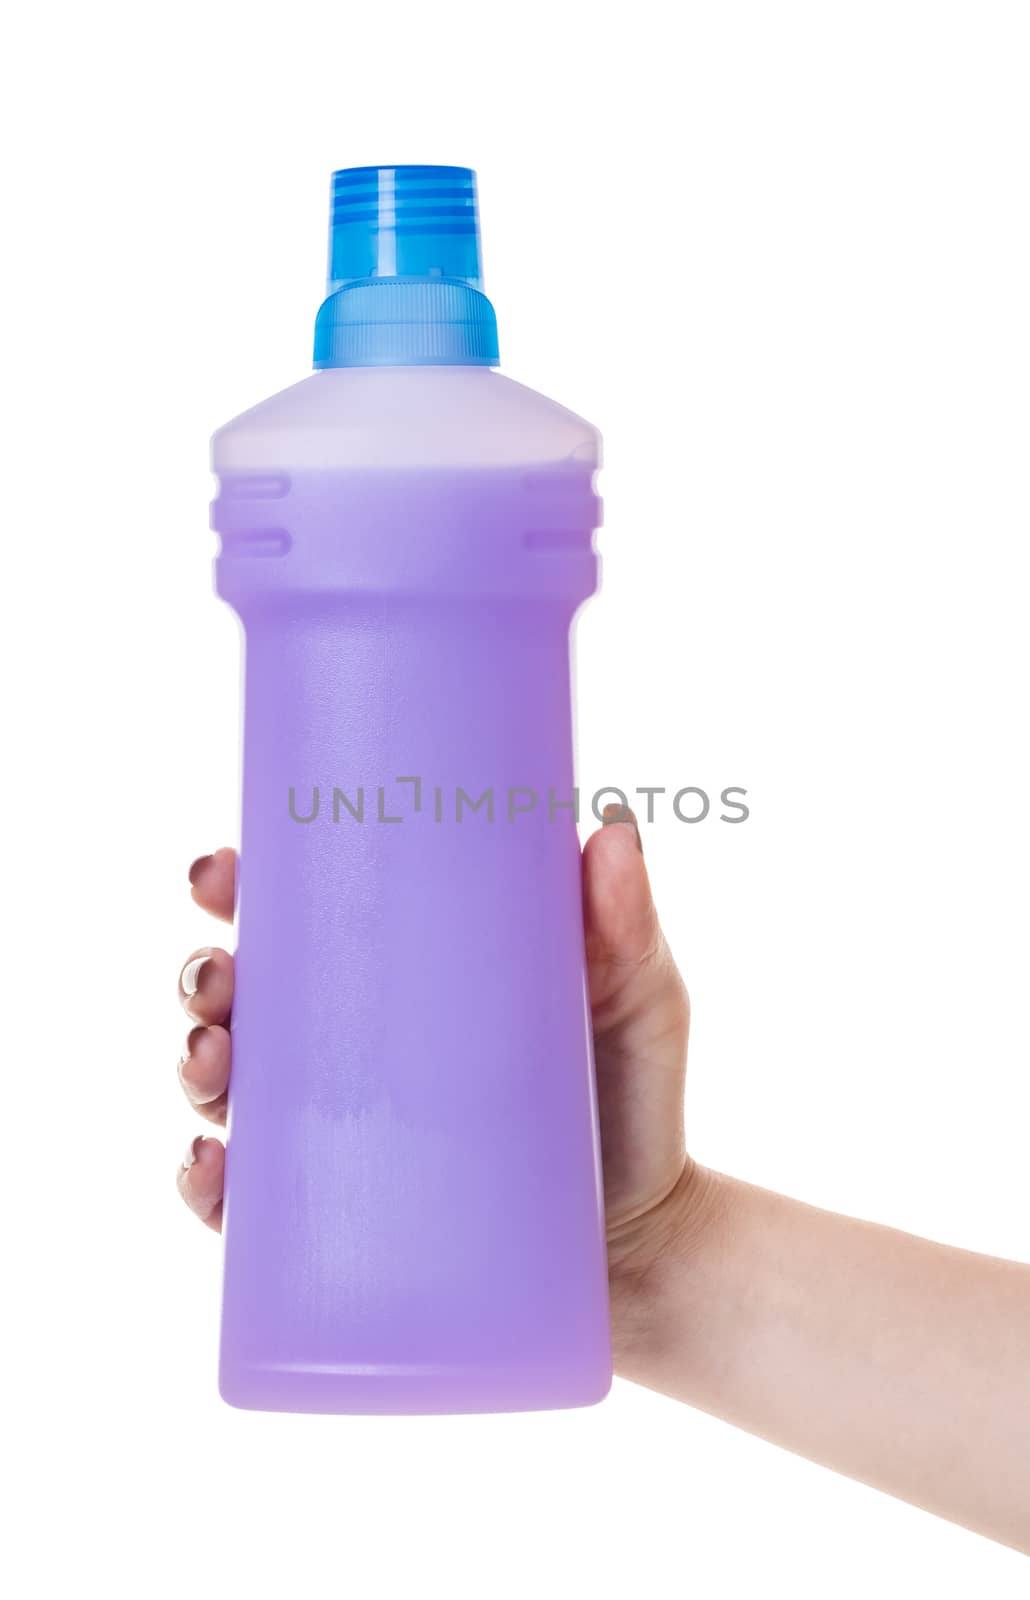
[178,946,234,1025]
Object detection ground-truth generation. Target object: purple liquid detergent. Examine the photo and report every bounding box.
[211,168,611,1413]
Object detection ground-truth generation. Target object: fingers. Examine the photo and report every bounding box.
[178,946,233,1025]
[178,1024,230,1124]
[178,850,235,1231]
[177,1135,225,1231]
[188,847,236,923]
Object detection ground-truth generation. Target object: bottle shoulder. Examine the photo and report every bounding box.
[212,367,600,471]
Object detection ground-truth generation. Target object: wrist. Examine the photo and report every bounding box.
[607,1162,736,1379]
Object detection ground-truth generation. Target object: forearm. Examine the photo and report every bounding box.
[612,1166,1030,1553]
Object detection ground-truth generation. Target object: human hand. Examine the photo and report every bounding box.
[174,823,1030,1552]
[175,807,697,1362]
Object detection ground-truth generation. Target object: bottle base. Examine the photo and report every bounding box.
[219,1359,612,1416]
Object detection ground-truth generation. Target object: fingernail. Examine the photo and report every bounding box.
[182,1135,203,1172]
[178,1026,202,1083]
[181,956,211,997]
[602,802,643,852]
[188,854,214,885]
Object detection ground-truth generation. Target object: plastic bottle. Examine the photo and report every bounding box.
[212,165,610,1413]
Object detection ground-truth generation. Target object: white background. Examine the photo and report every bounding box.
[4,1,1029,1594]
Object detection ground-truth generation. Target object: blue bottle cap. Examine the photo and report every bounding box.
[313,165,500,369]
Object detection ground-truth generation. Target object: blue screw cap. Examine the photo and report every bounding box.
[313,165,500,369]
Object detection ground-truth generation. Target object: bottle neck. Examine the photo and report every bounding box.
[313,276,499,370]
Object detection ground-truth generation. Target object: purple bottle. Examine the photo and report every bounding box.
[211,166,610,1413]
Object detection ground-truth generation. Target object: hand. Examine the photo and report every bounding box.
[175,807,695,1359]
[174,822,1030,1551]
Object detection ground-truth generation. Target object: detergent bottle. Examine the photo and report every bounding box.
[212,165,610,1412]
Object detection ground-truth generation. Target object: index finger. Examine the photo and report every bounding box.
[188,847,236,922]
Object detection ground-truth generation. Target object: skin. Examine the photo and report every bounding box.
[177,814,1030,1555]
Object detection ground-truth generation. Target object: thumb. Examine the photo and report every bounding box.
[582,805,663,1022]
